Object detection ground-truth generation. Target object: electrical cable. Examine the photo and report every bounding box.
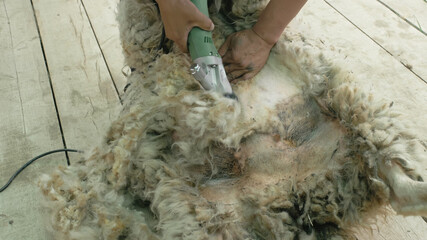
[0,149,82,193]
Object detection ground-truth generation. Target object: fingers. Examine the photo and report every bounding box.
[174,31,189,52]
[222,51,233,64]
[184,9,214,52]
[157,0,217,53]
[241,72,256,81]
[224,63,241,73]
[170,1,214,53]
[228,70,248,81]
[219,35,232,57]
[191,8,214,32]
[163,26,188,52]
[231,71,256,83]
[177,41,188,53]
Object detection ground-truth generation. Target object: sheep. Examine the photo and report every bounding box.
[38,0,427,239]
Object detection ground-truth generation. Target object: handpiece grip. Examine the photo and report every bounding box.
[188,0,219,60]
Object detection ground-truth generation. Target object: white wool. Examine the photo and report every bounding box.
[38,0,427,239]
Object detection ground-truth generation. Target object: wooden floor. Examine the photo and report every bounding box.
[0,0,426,239]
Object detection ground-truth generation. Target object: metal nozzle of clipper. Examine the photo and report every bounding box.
[190,63,209,89]
[190,56,235,99]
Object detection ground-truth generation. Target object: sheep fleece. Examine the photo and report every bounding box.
[38,0,427,239]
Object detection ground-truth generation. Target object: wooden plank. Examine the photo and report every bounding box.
[290,1,427,239]
[80,0,127,95]
[32,0,121,154]
[356,214,427,240]
[292,0,427,128]
[378,0,427,35]
[325,0,427,82]
[0,1,423,240]
[0,0,66,239]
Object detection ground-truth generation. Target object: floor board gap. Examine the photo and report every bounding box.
[376,0,427,37]
[30,0,71,165]
[324,0,427,85]
[80,0,122,103]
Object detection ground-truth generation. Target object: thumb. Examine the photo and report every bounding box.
[191,10,214,32]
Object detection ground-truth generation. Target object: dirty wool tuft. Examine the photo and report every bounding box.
[38,0,427,239]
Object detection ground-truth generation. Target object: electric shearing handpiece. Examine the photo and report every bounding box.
[188,0,237,99]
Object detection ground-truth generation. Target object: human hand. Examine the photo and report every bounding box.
[218,28,274,82]
[156,0,214,52]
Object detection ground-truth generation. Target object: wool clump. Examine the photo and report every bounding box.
[39,0,427,239]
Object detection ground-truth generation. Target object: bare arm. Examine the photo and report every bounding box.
[253,0,308,45]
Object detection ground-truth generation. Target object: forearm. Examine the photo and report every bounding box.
[154,0,214,51]
[252,0,307,45]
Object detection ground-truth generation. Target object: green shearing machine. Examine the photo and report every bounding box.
[188,0,237,99]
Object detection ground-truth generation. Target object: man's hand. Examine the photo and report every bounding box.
[156,0,214,52]
[217,0,307,82]
[218,29,274,82]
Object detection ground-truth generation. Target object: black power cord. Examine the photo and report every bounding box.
[0,149,82,193]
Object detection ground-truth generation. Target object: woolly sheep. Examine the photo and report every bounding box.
[38,0,427,239]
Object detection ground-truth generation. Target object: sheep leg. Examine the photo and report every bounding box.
[381,162,427,216]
